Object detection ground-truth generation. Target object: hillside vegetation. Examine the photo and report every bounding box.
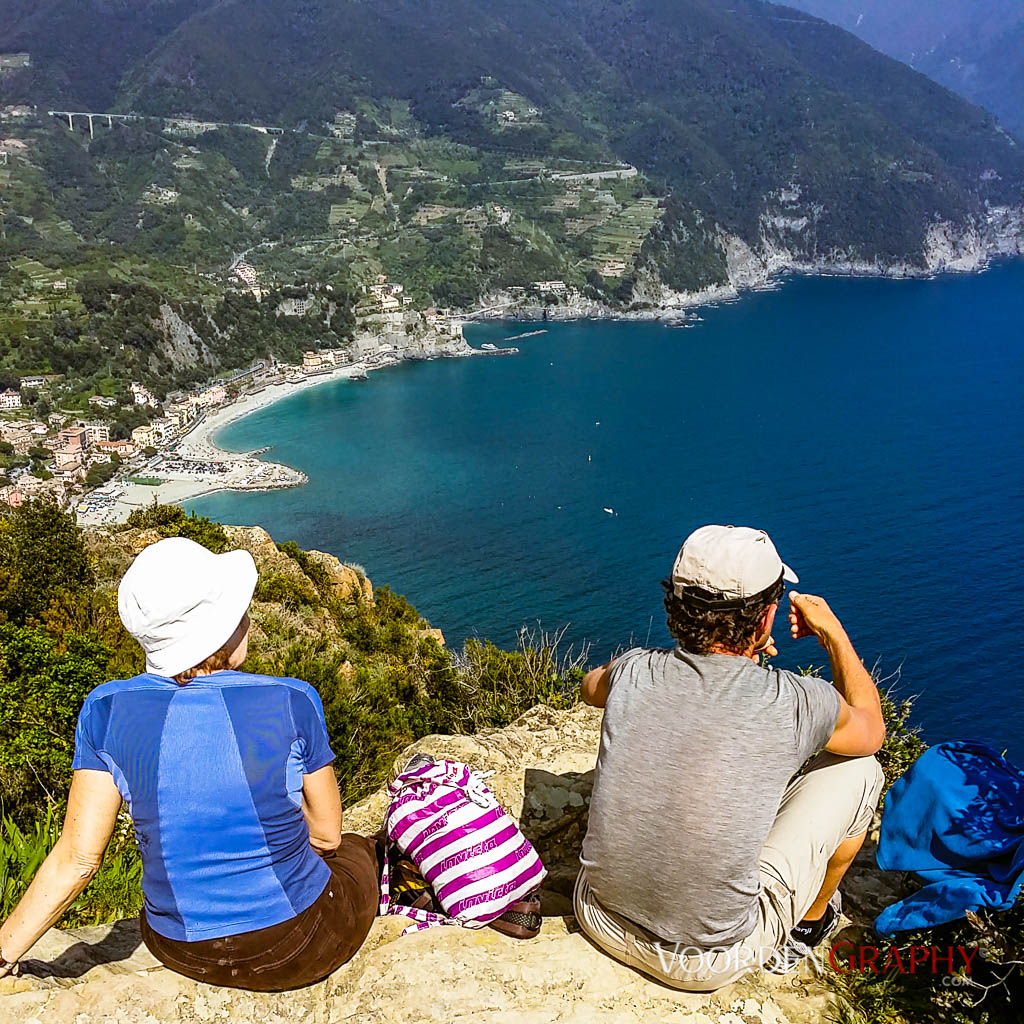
[786,0,1024,140]
[1,0,1022,304]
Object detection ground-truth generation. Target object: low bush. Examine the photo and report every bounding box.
[122,502,229,552]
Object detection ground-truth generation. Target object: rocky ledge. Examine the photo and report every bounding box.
[0,705,899,1024]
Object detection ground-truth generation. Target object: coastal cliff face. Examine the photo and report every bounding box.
[496,202,1024,322]
[0,704,900,1024]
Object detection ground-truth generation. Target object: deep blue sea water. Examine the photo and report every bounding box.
[189,262,1024,754]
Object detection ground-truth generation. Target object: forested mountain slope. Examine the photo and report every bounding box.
[784,0,1024,140]
[1,0,1022,303]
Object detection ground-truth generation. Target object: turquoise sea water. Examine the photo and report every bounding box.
[189,262,1024,753]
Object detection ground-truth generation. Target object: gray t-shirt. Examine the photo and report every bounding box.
[580,647,841,948]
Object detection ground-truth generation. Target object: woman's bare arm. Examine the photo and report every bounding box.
[301,765,343,855]
[0,770,122,969]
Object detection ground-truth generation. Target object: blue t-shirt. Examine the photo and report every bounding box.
[72,671,336,942]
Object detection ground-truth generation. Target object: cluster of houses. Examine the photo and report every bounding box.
[0,416,136,508]
[0,374,238,509]
[0,266,470,511]
[362,274,410,314]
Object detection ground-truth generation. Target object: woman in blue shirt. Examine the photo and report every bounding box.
[0,537,380,991]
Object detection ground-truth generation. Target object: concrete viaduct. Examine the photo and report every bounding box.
[47,110,285,138]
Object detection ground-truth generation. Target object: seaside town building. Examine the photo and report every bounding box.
[19,375,46,389]
[132,425,157,449]
[89,395,119,409]
[163,402,198,432]
[0,389,23,410]
[0,423,32,455]
[131,382,158,407]
[56,425,88,454]
[196,384,228,407]
[150,419,176,444]
[1,475,67,509]
[302,351,325,373]
[94,439,137,458]
[54,450,84,477]
[534,280,568,296]
[364,275,409,315]
[83,422,111,445]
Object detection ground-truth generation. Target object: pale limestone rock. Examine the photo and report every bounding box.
[301,548,374,605]
[416,627,446,646]
[0,704,900,1024]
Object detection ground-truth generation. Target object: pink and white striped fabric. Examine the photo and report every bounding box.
[379,757,546,931]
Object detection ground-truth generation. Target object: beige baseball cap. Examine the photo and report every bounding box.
[118,537,258,678]
[671,525,798,602]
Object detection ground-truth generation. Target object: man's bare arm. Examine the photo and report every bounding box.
[788,592,886,757]
[580,661,614,708]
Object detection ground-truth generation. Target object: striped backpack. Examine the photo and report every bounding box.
[378,754,546,933]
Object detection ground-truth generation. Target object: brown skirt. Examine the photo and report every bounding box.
[140,834,379,992]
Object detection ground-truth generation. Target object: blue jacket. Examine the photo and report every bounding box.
[875,740,1024,935]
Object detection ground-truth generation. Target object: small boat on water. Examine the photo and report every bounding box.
[603,507,615,515]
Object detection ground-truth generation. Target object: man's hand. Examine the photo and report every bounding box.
[788,592,846,646]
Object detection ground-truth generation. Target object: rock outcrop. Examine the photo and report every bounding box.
[0,705,896,1023]
[87,524,372,607]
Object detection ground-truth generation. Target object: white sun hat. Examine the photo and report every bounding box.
[671,525,798,603]
[118,536,258,678]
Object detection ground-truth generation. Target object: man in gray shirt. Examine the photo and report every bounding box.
[575,525,885,989]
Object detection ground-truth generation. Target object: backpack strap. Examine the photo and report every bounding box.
[378,841,457,934]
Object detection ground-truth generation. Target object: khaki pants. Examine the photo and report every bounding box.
[574,753,884,991]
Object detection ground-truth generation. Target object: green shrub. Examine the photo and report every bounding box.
[123,502,229,552]
[454,627,586,731]
[0,623,110,818]
[0,501,94,624]
[277,540,333,596]
[254,572,318,609]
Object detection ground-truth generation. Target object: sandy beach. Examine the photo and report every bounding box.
[77,360,385,527]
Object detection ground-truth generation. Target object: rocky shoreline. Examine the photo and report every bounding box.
[488,204,1024,324]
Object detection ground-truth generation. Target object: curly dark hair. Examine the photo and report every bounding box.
[663,575,784,655]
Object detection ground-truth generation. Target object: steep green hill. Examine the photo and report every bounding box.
[785,0,1024,140]
[1,0,1022,354]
